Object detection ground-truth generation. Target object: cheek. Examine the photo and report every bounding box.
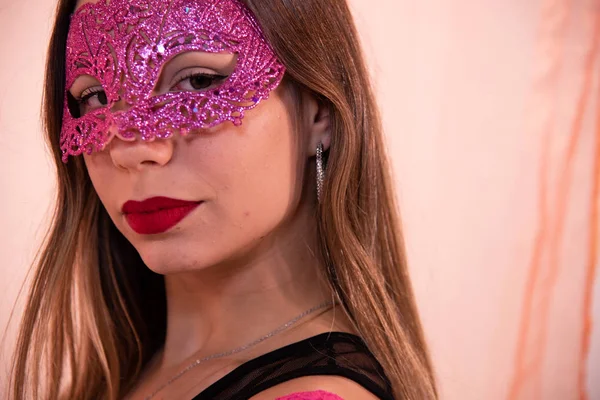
[181,97,302,255]
[83,152,121,212]
[224,106,298,214]
[78,90,305,272]
[234,133,294,205]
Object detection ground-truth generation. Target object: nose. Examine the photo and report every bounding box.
[108,133,175,171]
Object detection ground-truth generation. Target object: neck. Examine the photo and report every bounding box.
[157,199,334,369]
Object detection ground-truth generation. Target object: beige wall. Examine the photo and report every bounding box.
[1,0,598,399]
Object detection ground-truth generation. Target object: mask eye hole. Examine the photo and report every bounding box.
[67,87,109,118]
[169,71,229,92]
[67,75,109,118]
[154,50,237,95]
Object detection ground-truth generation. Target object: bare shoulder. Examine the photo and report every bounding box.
[248,375,381,400]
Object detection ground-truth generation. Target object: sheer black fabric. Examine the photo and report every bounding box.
[192,331,394,400]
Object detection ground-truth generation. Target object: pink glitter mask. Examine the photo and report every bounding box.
[61,0,285,162]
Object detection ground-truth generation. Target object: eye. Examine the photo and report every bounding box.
[76,86,108,116]
[171,72,228,92]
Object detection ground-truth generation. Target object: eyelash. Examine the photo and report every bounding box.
[171,71,229,90]
[77,87,104,103]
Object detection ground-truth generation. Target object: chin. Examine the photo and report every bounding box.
[123,223,268,276]
[131,238,212,275]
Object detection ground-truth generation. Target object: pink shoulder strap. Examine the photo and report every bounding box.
[275,390,345,400]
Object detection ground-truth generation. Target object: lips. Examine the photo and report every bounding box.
[122,196,202,235]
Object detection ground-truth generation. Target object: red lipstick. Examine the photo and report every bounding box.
[122,196,202,235]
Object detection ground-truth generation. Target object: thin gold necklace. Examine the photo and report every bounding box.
[143,301,334,400]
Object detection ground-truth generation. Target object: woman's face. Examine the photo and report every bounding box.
[72,0,315,273]
[85,83,306,274]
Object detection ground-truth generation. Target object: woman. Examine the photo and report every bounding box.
[9,0,437,399]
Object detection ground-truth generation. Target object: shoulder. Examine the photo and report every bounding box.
[249,375,382,400]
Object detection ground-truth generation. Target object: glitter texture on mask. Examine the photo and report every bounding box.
[60,0,286,162]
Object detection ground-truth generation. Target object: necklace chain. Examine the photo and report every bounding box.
[143,301,334,400]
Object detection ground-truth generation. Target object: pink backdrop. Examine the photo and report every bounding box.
[1,0,598,399]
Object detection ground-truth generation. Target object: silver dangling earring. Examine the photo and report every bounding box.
[316,141,325,203]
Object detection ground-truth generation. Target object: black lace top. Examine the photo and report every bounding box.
[191,331,394,400]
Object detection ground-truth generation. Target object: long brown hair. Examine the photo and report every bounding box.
[9,0,437,398]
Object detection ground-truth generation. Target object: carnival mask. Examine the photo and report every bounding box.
[61,0,285,162]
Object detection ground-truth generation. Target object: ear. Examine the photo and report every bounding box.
[304,93,331,157]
